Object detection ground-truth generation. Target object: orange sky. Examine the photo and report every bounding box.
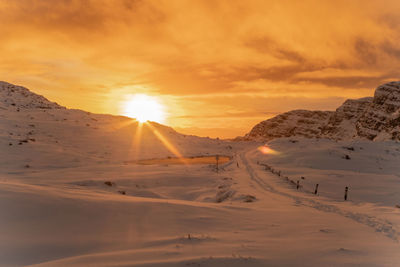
[1,0,400,138]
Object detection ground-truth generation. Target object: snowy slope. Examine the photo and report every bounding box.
[0,81,64,109]
[1,81,400,267]
[244,81,400,141]
[0,81,238,172]
[254,137,400,206]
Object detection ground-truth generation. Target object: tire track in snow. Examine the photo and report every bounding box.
[239,150,399,242]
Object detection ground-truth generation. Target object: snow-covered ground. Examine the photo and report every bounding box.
[255,138,400,207]
[1,82,400,266]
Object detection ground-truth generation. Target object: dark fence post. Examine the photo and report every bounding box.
[344,186,349,201]
[216,155,219,173]
[314,184,319,195]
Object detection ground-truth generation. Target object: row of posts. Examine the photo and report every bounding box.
[296,180,349,201]
[216,155,219,173]
[232,160,350,201]
[260,162,349,201]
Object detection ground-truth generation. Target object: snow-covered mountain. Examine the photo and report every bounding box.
[244,110,333,140]
[2,81,400,267]
[356,82,400,141]
[243,81,400,141]
[0,81,236,171]
[0,81,64,110]
[321,97,373,140]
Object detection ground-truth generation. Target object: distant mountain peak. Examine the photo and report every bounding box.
[0,81,64,110]
[243,81,400,142]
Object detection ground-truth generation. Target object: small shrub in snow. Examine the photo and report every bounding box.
[104,181,114,186]
[216,188,235,203]
[343,154,351,160]
[243,195,256,202]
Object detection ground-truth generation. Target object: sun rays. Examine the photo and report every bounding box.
[145,122,185,161]
[112,93,183,162]
[114,118,186,164]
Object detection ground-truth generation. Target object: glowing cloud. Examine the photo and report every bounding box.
[2,0,400,137]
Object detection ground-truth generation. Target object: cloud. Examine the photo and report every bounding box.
[1,0,400,136]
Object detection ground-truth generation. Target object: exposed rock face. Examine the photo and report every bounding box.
[0,81,64,110]
[356,82,400,141]
[246,110,333,141]
[244,81,400,141]
[322,97,373,140]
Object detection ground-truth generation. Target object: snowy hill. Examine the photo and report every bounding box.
[0,81,64,110]
[243,81,400,141]
[0,81,237,172]
[2,81,400,266]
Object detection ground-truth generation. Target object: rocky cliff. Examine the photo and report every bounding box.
[356,82,400,141]
[244,81,400,141]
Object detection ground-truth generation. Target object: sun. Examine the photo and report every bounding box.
[123,94,166,123]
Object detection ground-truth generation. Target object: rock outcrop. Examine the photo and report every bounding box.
[356,82,400,141]
[322,97,373,140]
[245,110,333,141]
[0,81,64,110]
[244,81,400,141]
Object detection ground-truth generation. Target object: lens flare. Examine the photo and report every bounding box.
[258,145,280,155]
